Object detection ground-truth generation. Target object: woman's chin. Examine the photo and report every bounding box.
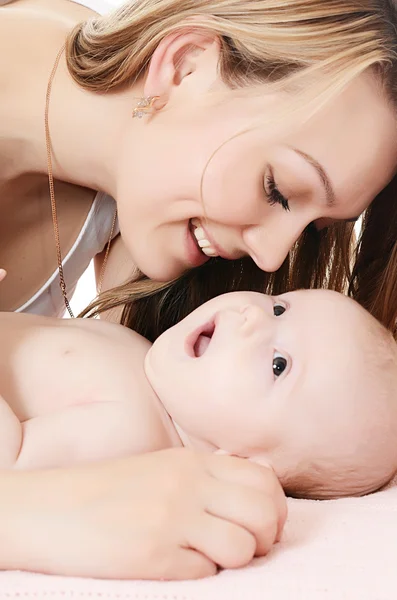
[138,259,187,283]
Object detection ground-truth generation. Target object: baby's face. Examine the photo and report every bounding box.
[145,289,377,472]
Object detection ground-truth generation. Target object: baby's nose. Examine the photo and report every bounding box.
[241,303,273,335]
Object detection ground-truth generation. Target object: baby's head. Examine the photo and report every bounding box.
[145,289,397,499]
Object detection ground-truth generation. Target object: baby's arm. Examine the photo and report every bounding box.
[0,395,140,470]
[21,402,145,469]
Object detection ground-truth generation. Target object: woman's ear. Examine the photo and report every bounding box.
[143,29,221,106]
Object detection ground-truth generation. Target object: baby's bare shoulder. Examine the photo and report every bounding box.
[0,312,149,362]
[71,317,148,350]
[0,313,151,416]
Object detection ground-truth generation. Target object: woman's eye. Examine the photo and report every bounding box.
[273,303,286,316]
[264,170,290,213]
[273,352,287,378]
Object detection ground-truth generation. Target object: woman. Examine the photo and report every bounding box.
[0,0,396,580]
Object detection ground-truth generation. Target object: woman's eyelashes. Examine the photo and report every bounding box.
[264,170,290,212]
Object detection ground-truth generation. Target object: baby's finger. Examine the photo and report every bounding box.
[206,454,287,546]
[188,512,256,570]
[203,478,279,557]
[206,453,281,497]
[0,269,6,283]
[161,547,217,581]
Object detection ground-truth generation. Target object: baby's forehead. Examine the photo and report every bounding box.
[289,297,374,391]
[285,289,369,329]
[285,288,357,308]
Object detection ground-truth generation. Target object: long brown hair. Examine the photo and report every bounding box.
[81,223,354,341]
[67,0,397,340]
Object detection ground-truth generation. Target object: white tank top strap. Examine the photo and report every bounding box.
[16,192,119,317]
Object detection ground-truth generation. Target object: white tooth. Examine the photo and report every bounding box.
[202,247,218,257]
[191,219,220,256]
[194,227,205,240]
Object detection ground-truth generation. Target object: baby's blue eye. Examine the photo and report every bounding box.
[273,354,287,377]
[273,304,286,317]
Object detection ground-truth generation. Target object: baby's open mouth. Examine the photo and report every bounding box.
[186,319,216,358]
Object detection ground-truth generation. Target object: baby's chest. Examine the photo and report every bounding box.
[6,336,170,454]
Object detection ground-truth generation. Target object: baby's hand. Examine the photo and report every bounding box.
[0,269,6,283]
[14,449,287,580]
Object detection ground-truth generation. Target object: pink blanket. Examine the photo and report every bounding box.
[1,483,396,599]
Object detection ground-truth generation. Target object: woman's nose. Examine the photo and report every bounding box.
[243,219,307,273]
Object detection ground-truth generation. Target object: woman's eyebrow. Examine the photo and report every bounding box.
[290,147,336,208]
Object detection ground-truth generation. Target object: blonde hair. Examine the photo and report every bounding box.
[69,1,397,340]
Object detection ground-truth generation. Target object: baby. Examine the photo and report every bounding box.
[1,288,397,499]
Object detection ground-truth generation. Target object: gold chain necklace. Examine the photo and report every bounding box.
[45,45,117,318]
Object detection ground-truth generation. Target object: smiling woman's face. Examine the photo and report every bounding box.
[114,64,397,282]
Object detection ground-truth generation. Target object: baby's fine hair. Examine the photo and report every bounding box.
[282,315,397,500]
